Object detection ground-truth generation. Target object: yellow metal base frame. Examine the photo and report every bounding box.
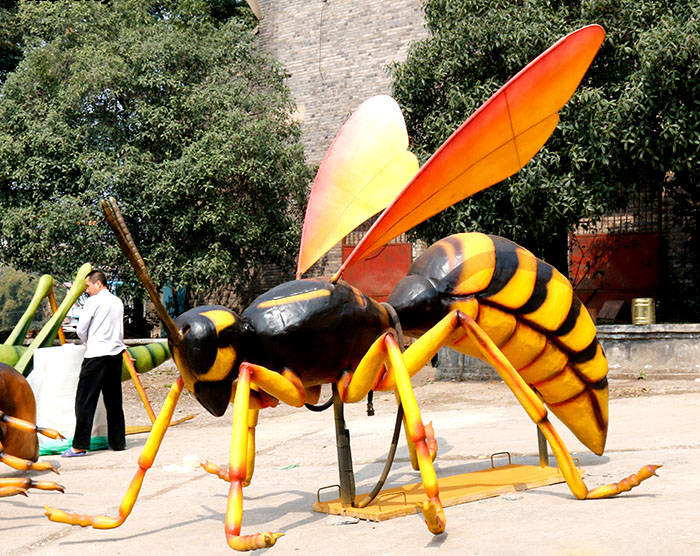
[313,464,569,522]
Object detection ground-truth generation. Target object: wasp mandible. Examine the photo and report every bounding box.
[45,25,659,551]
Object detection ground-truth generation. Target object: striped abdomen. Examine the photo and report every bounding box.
[388,232,608,455]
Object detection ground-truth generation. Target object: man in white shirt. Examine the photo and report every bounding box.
[63,270,126,457]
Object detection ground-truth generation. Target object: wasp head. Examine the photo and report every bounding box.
[169,305,246,417]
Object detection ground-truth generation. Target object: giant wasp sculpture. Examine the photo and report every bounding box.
[45,25,659,551]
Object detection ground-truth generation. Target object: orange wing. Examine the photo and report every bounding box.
[334,25,605,281]
[296,95,419,277]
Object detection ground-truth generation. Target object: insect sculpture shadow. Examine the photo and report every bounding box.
[0,363,65,497]
[44,25,659,551]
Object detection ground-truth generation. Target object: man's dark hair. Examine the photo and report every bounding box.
[87,270,108,287]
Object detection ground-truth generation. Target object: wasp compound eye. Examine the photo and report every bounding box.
[174,311,218,377]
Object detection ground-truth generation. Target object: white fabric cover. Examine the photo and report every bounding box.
[27,344,107,446]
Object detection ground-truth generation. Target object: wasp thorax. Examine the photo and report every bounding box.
[387,274,444,335]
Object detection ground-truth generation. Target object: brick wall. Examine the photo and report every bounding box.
[256,0,427,165]
[659,189,699,322]
[255,0,428,282]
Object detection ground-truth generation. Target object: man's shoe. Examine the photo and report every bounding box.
[62,447,87,457]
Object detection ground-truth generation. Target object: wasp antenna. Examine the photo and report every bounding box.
[101,197,183,346]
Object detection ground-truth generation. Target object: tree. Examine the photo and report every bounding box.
[0,0,312,310]
[0,266,43,331]
[391,0,700,286]
[0,0,22,85]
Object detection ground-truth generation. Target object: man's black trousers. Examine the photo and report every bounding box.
[73,352,126,451]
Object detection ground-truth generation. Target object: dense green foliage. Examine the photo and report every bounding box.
[0,0,21,84]
[0,266,43,330]
[392,0,699,278]
[0,0,312,306]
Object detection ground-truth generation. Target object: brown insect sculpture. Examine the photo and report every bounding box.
[45,26,659,551]
[0,363,65,497]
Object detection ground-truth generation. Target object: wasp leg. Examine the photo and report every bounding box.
[1,410,65,441]
[202,407,259,486]
[204,378,290,488]
[336,334,389,403]
[0,477,65,497]
[244,364,306,408]
[335,334,433,471]
[456,312,661,499]
[335,332,446,534]
[225,364,283,551]
[394,390,420,470]
[0,413,64,475]
[338,331,440,470]
[44,377,184,529]
[386,335,445,534]
[392,390,437,470]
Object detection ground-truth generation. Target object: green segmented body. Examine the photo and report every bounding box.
[1,343,170,382]
[120,343,171,381]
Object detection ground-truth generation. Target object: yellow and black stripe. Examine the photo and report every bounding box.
[389,232,608,455]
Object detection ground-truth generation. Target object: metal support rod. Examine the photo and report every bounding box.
[332,383,356,507]
[537,426,549,467]
[355,404,404,508]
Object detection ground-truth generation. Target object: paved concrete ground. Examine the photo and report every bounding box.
[3,380,699,556]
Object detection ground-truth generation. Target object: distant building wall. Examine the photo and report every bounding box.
[435,324,700,380]
[255,1,428,280]
[256,0,427,165]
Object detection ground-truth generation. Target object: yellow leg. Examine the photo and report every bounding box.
[386,335,445,534]
[393,389,437,471]
[122,351,158,423]
[202,407,259,487]
[0,414,64,474]
[402,311,464,378]
[0,477,64,497]
[336,332,423,469]
[395,390,419,470]
[225,364,283,551]
[44,377,185,529]
[244,408,258,486]
[337,334,389,403]
[244,363,306,408]
[373,312,462,392]
[335,333,445,532]
[456,312,660,499]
